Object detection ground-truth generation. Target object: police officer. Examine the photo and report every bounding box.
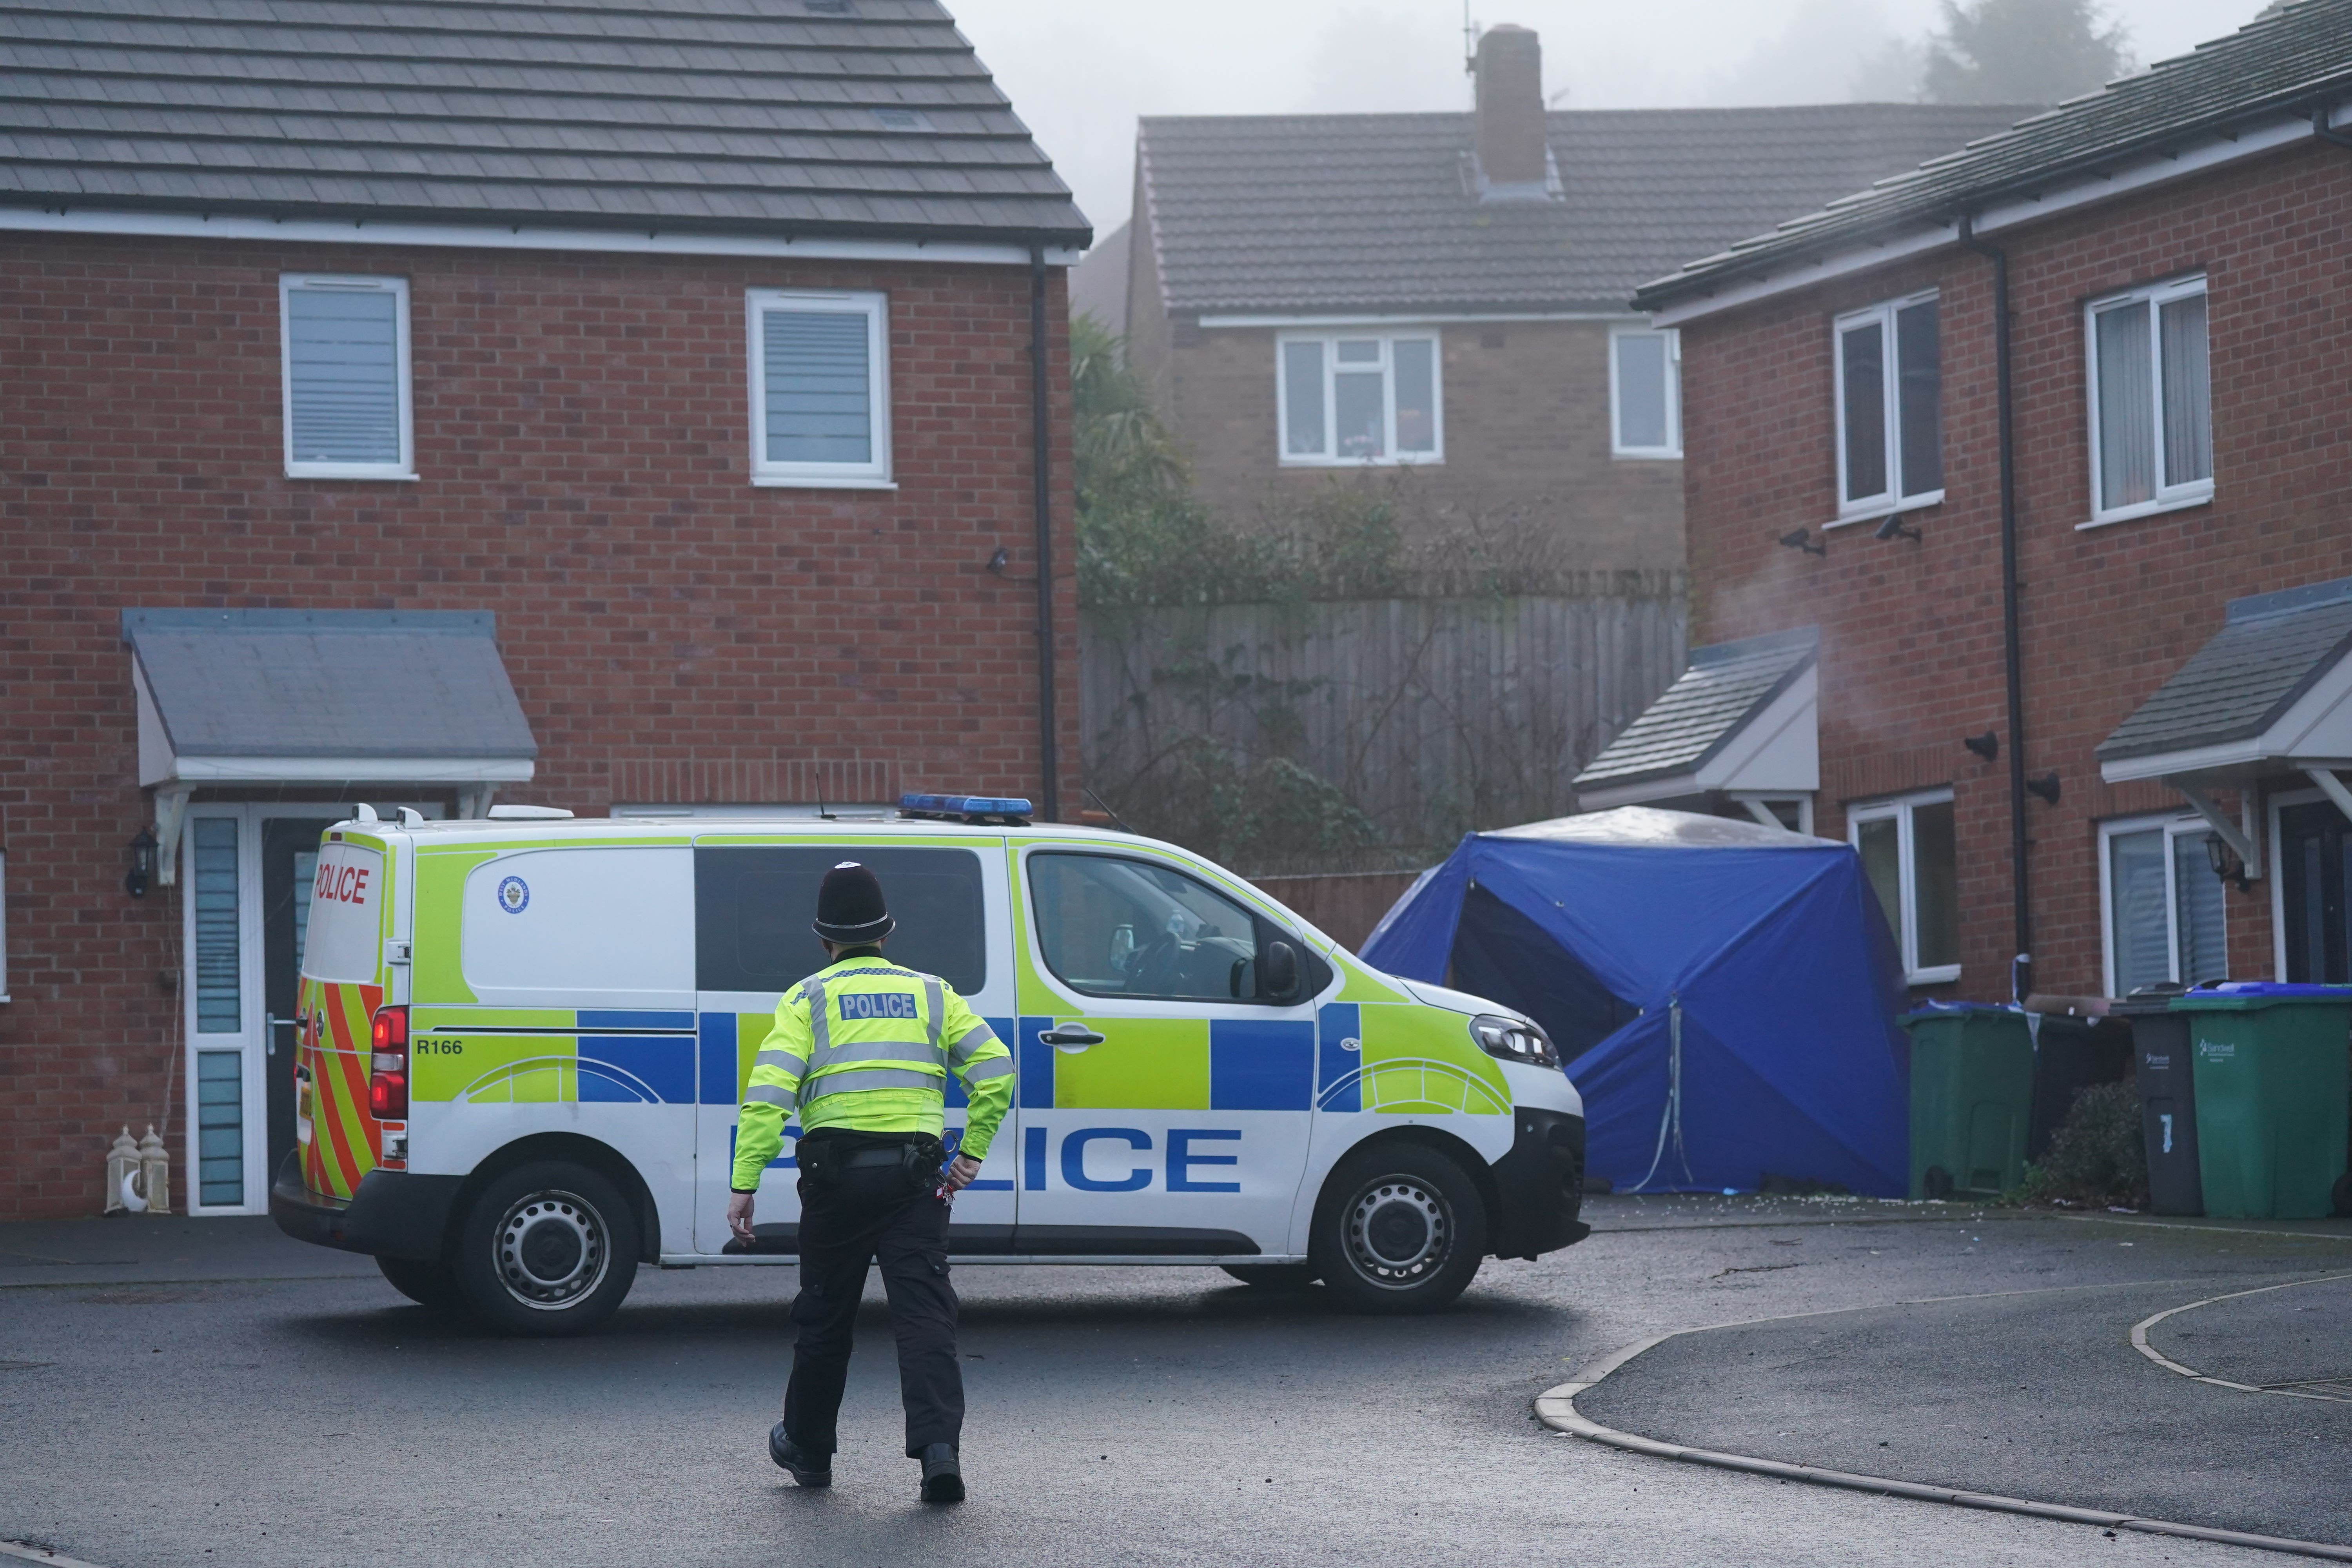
[727,860,1013,1504]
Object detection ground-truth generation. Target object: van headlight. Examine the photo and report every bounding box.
[1468,1013,1557,1070]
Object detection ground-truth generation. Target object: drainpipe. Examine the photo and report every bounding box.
[1029,245,1061,822]
[1956,214,2032,1000]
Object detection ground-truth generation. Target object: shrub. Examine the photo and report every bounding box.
[2007,1079,2149,1208]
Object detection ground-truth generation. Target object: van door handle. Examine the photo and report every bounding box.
[1040,1025,1105,1052]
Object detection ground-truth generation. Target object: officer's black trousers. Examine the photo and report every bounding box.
[783,1166,963,1457]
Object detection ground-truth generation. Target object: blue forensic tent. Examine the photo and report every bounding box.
[1360,807,1911,1197]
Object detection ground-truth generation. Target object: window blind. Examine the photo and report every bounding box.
[286,287,402,465]
[192,817,240,1034]
[762,309,872,465]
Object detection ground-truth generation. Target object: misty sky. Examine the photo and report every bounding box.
[949,0,2275,245]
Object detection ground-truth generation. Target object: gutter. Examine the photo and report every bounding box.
[1030,245,1062,822]
[1954,214,2033,1000]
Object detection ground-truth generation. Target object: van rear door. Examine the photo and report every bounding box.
[298,835,390,1199]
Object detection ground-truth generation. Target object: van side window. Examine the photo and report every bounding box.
[694,846,985,995]
[1028,853,1315,1004]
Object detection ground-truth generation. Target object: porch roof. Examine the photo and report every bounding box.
[1573,626,1818,807]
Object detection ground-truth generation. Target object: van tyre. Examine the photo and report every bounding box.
[1310,1143,1486,1315]
[452,1161,639,1336]
[1219,1263,1318,1290]
[377,1254,463,1311]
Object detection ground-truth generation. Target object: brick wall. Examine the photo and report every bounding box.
[0,234,1080,1218]
[1679,139,2352,1002]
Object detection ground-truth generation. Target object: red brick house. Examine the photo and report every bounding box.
[1581,0,2352,1003]
[1087,24,2023,572]
[0,0,1089,1219]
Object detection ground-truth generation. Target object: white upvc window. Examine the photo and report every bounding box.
[1832,290,1942,521]
[280,274,414,480]
[2085,274,2212,526]
[747,289,893,488]
[2100,813,2228,996]
[1850,788,1959,985]
[1610,327,1681,459]
[1276,331,1443,466]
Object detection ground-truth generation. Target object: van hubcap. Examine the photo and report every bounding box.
[494,1191,607,1310]
[1343,1178,1450,1288]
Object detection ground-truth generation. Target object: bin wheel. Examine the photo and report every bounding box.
[1309,1143,1487,1315]
[451,1161,639,1337]
[377,1254,463,1310]
[1220,1263,1318,1290]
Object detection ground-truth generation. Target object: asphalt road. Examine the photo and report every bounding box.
[4,1198,2347,1568]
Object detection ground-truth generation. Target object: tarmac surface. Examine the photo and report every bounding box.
[4,1196,2348,1568]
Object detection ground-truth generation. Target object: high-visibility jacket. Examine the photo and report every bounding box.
[730,953,1013,1192]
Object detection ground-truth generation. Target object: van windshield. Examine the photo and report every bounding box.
[303,840,383,983]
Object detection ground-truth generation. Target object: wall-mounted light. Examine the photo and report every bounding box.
[125,828,158,898]
[1963,731,1999,762]
[987,546,1009,575]
[1874,514,1922,543]
[2025,771,2061,806]
[2206,834,2250,891]
[1776,528,1826,557]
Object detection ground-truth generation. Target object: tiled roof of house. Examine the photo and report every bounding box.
[1635,0,2352,311]
[2096,579,2352,764]
[1134,105,2029,316]
[1573,627,1818,791]
[0,0,1090,246]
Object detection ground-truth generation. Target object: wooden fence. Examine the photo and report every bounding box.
[1081,590,1687,873]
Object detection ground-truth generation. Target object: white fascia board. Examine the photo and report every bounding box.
[1692,664,1820,793]
[1573,774,1706,811]
[2102,649,2352,785]
[1196,310,1641,329]
[162,756,538,784]
[0,206,1079,268]
[1650,104,2337,328]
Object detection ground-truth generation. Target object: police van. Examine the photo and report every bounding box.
[270,795,1588,1333]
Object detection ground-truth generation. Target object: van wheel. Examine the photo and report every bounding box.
[1310,1143,1487,1315]
[452,1162,639,1337]
[1220,1263,1318,1290]
[377,1255,463,1311]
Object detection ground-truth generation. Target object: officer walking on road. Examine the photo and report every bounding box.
[727,860,1014,1503]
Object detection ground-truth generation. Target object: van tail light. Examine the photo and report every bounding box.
[368,1005,409,1120]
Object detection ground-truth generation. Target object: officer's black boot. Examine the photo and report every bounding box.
[769,1421,832,1488]
[916,1442,964,1503]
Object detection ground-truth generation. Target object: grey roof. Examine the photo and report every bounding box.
[1573,627,1818,791]
[2096,578,2352,764]
[1135,106,2029,316]
[0,0,1089,247]
[125,609,537,760]
[1636,0,2352,311]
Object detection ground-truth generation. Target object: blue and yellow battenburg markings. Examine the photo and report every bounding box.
[410,1009,698,1105]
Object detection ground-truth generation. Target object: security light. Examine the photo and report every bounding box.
[1964,731,1999,761]
[2025,771,2061,805]
[1874,514,1922,542]
[1776,528,1826,557]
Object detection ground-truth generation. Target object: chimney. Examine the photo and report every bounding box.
[1474,25,1547,190]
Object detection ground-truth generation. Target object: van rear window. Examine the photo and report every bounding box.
[695,846,986,995]
[303,841,383,983]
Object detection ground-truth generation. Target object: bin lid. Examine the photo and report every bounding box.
[1898,1001,2022,1028]
[2171,980,2352,1009]
[2107,983,2189,1018]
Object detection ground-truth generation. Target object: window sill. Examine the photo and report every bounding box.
[1612,448,1683,462]
[1277,456,1444,470]
[1906,965,1962,987]
[2076,489,2213,531]
[1827,490,1944,529]
[286,469,420,482]
[750,475,898,491]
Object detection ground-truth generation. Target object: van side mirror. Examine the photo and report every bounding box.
[1261,939,1301,1003]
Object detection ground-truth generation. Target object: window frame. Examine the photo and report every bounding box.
[745,288,894,490]
[2097,811,2228,996]
[1848,787,1959,985]
[279,273,416,481]
[1609,326,1682,459]
[2082,273,2213,528]
[1830,289,1943,524]
[1273,330,1445,468]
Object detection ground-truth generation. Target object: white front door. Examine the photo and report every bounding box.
[180,801,438,1216]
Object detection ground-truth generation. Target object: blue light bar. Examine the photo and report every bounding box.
[898,792,1034,825]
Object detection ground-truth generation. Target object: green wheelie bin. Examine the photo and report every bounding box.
[2171,982,2352,1220]
[1901,1004,2034,1199]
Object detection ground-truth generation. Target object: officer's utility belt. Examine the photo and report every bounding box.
[799,1129,946,1198]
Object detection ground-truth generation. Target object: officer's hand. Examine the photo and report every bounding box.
[727,1191,756,1243]
[942,1154,983,1194]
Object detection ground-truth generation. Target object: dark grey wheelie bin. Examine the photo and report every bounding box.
[2111,985,2200,1216]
